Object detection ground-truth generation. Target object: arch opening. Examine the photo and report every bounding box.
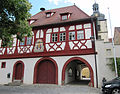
[62,57,94,86]
[34,58,58,84]
[12,61,24,82]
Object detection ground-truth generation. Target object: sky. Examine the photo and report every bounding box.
[29,0,120,38]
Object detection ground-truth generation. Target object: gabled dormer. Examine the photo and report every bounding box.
[28,19,37,25]
[60,12,72,21]
[46,12,55,18]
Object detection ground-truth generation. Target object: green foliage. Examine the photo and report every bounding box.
[107,58,120,76]
[0,0,32,47]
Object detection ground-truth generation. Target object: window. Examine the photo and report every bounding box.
[68,68,73,77]
[97,25,101,31]
[60,12,71,21]
[62,15,68,20]
[46,13,51,17]
[77,30,84,40]
[20,38,25,46]
[60,33,66,41]
[46,12,55,18]
[27,37,32,45]
[52,33,58,42]
[106,49,111,55]
[98,35,101,40]
[69,32,75,40]
[20,37,32,46]
[1,62,6,68]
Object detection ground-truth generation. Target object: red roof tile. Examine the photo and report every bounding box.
[29,5,90,27]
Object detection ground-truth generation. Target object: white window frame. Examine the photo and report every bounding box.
[46,13,51,17]
[60,32,66,41]
[69,32,75,40]
[20,38,25,46]
[62,15,68,20]
[77,30,84,40]
[27,37,32,45]
[52,33,58,42]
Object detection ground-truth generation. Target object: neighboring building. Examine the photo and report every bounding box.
[96,40,120,85]
[91,3,109,42]
[114,27,120,45]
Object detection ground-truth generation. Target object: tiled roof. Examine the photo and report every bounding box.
[29,5,90,27]
[115,27,120,32]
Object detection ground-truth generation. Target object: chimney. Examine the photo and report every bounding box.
[40,8,45,11]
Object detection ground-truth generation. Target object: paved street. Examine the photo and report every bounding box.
[0,84,102,94]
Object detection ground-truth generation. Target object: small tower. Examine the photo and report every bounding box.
[92,3,105,20]
[93,3,99,13]
[91,3,109,42]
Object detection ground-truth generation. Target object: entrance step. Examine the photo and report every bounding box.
[5,80,22,86]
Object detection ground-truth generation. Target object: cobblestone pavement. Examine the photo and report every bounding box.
[0,84,102,94]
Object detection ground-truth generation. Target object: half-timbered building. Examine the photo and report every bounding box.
[0,5,100,87]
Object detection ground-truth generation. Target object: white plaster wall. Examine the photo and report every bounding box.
[0,58,41,85]
[0,59,15,84]
[21,58,40,84]
[96,40,117,87]
[98,33,108,42]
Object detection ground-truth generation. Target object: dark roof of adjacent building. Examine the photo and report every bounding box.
[29,5,90,27]
[115,27,120,32]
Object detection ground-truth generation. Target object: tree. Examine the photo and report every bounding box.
[107,58,120,77]
[0,0,32,47]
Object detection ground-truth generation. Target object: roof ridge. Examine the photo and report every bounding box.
[29,5,75,20]
[72,5,90,17]
[44,5,75,12]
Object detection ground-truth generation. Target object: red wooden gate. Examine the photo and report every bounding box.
[37,60,56,84]
[15,63,23,80]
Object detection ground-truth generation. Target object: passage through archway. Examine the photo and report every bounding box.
[62,57,94,86]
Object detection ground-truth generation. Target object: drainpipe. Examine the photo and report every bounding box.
[90,18,98,88]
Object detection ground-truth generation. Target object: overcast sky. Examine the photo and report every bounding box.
[29,0,120,37]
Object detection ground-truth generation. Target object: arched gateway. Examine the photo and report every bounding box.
[33,57,58,84]
[12,61,24,82]
[62,57,94,87]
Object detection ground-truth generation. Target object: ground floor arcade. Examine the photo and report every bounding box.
[0,55,97,87]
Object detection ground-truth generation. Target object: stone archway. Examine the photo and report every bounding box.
[62,57,94,87]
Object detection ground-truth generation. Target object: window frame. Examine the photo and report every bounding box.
[20,36,33,46]
[60,32,66,41]
[61,15,68,20]
[46,13,51,18]
[77,30,84,40]
[69,31,75,40]
[52,33,58,42]
[20,37,25,46]
[1,62,6,68]
[26,37,32,45]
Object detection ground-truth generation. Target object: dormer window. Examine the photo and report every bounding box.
[28,19,37,25]
[46,12,55,18]
[62,15,68,20]
[60,12,71,21]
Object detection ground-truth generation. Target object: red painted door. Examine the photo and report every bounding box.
[37,60,56,84]
[15,63,23,80]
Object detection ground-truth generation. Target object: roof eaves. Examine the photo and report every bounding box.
[32,17,97,29]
